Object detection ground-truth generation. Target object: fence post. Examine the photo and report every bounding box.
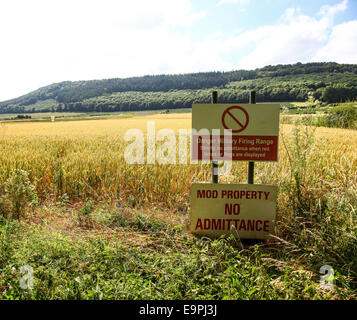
[248,91,256,184]
[212,91,218,184]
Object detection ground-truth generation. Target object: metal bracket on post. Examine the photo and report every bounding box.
[212,91,218,184]
[248,91,256,184]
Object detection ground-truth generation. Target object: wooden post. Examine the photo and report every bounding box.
[212,91,218,184]
[248,90,256,184]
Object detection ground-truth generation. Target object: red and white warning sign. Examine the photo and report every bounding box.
[192,103,280,162]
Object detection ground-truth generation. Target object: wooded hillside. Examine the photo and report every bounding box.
[1,62,356,113]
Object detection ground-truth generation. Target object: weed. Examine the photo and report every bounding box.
[0,169,38,219]
[79,199,94,216]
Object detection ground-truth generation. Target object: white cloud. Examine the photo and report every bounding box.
[312,20,357,63]
[319,0,348,18]
[235,13,328,69]
[228,0,357,69]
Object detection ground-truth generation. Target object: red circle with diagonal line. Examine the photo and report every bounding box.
[222,106,249,133]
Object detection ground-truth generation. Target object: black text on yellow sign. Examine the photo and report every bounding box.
[190,183,277,240]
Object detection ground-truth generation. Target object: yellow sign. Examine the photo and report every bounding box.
[190,183,277,239]
[192,104,280,162]
[192,103,280,135]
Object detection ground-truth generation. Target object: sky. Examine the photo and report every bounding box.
[0,0,356,101]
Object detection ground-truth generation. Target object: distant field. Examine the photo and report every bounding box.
[0,108,193,123]
[0,112,84,119]
[0,113,356,300]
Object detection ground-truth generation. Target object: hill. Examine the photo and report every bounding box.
[1,62,357,113]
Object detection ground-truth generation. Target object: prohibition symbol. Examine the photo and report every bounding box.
[222,106,249,133]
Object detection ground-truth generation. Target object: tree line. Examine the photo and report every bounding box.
[1,62,356,114]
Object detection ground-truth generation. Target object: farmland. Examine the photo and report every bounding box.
[0,111,356,300]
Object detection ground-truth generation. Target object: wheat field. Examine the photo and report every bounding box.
[0,113,356,299]
[1,114,356,206]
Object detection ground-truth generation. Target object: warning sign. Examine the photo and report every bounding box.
[192,104,280,162]
[190,183,277,239]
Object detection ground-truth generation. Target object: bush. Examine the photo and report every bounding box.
[14,115,31,119]
[326,105,357,129]
[0,169,38,219]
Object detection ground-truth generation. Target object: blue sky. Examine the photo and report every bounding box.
[0,0,356,101]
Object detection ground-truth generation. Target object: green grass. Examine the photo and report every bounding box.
[0,200,355,300]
